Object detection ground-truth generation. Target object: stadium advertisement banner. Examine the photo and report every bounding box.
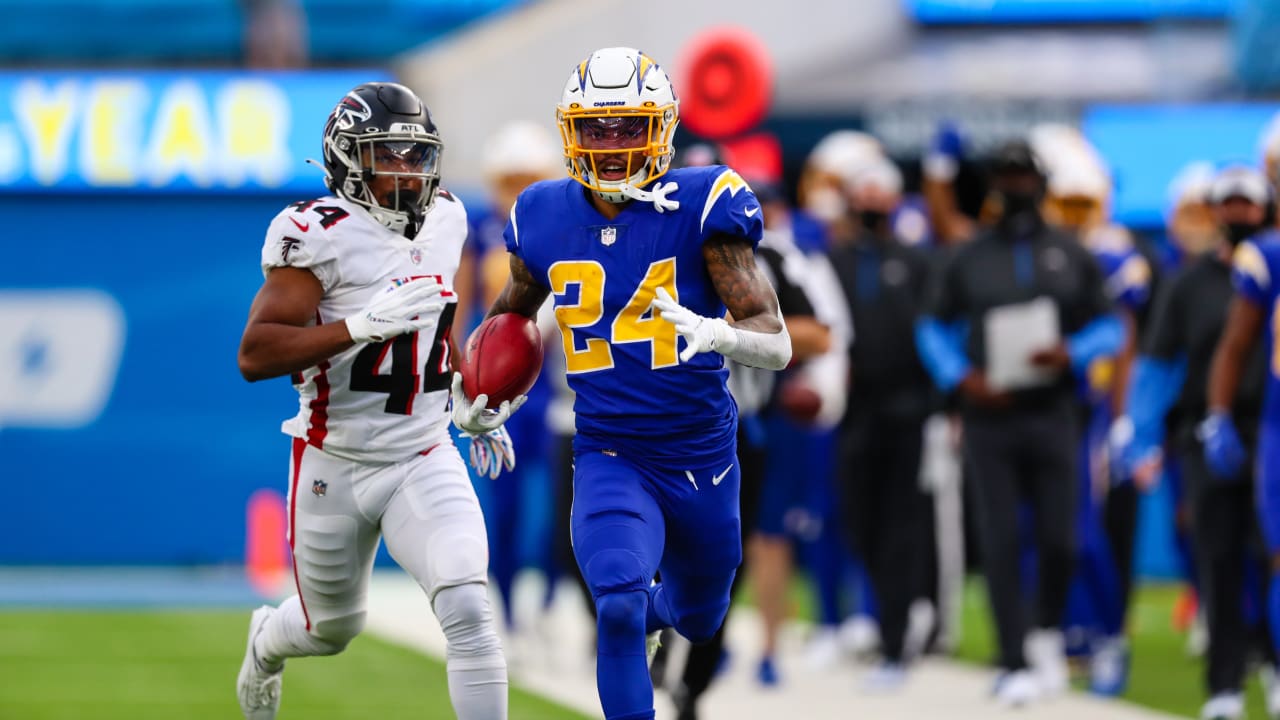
[907,0,1228,24]
[1083,103,1280,229]
[0,69,388,194]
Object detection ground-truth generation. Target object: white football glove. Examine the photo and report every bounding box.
[345,278,446,344]
[467,427,516,480]
[450,372,527,435]
[652,286,736,362]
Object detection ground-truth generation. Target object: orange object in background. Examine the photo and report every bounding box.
[1171,586,1198,632]
[245,488,291,599]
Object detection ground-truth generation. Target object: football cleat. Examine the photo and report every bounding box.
[992,669,1040,707]
[237,606,284,720]
[1025,628,1068,697]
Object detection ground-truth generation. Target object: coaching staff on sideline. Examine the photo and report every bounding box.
[914,139,1123,707]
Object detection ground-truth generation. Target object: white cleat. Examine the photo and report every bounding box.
[838,614,881,660]
[803,627,843,670]
[1025,628,1068,697]
[1200,691,1244,720]
[993,669,1040,708]
[237,606,283,720]
[861,661,907,693]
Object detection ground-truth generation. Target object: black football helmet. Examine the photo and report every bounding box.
[321,82,442,237]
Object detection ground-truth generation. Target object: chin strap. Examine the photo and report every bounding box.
[620,181,681,213]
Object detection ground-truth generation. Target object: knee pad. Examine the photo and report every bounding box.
[582,547,647,596]
[309,610,365,655]
[433,583,501,660]
[674,601,729,645]
[595,590,647,653]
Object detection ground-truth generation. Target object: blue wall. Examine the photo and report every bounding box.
[0,192,304,564]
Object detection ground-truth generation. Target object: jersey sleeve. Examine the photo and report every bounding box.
[698,167,764,247]
[260,207,340,292]
[1232,240,1273,308]
[1109,251,1152,311]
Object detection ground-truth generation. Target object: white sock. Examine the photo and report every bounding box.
[435,583,508,720]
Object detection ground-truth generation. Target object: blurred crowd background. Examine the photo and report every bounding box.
[9,1,1280,718]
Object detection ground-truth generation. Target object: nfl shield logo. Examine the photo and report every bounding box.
[312,479,328,497]
[409,248,422,265]
[600,226,617,246]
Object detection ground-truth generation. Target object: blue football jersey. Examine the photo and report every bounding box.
[1233,231,1280,425]
[504,165,764,465]
[1086,223,1151,313]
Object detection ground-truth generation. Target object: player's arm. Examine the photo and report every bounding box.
[238,267,354,382]
[1207,296,1265,413]
[653,232,792,370]
[484,254,551,321]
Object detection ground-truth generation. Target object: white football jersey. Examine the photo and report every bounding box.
[259,192,468,462]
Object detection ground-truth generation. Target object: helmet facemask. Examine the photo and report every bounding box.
[558,107,677,203]
[325,127,442,237]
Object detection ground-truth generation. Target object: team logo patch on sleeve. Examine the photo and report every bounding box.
[280,237,302,263]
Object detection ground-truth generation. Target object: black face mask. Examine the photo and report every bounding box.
[859,210,889,233]
[1225,222,1261,246]
[1001,191,1040,218]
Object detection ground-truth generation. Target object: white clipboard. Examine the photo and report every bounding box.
[984,297,1061,391]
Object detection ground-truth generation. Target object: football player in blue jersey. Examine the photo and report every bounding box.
[450,47,792,720]
[1206,222,1280,712]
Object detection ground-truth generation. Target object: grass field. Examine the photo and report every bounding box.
[0,610,594,720]
[955,580,1267,719]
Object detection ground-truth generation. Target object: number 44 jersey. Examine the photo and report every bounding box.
[504,165,764,466]
[259,192,467,462]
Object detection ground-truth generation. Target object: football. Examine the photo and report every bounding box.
[460,313,544,408]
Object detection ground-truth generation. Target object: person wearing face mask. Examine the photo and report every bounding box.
[914,139,1124,707]
[1115,165,1274,720]
[828,157,939,689]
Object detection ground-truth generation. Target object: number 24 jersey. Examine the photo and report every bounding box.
[504,165,764,465]
[259,193,467,462]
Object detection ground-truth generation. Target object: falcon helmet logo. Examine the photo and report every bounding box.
[333,92,372,131]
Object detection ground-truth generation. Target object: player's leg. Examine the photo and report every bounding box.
[1025,401,1079,697]
[1256,425,1280,665]
[240,439,383,719]
[380,441,507,720]
[652,447,743,649]
[572,449,666,720]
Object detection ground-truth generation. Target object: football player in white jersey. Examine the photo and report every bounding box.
[234,81,518,720]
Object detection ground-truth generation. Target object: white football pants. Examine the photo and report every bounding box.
[254,436,507,719]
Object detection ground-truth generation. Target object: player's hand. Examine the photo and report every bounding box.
[450,372,526,435]
[1109,415,1163,490]
[956,370,1011,409]
[345,277,446,344]
[466,427,516,480]
[1028,342,1072,372]
[1198,411,1247,481]
[653,287,735,362]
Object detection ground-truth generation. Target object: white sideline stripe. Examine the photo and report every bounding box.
[364,573,1181,720]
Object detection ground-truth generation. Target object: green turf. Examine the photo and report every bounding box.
[0,610,593,720]
[955,579,1268,719]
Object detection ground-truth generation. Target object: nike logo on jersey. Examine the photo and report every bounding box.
[712,464,734,486]
[290,217,310,232]
[744,207,759,218]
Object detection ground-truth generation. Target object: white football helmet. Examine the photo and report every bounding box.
[557,47,679,203]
